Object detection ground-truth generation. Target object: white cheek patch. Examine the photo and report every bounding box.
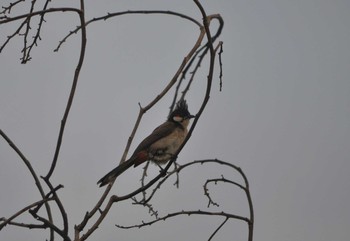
[173,116,183,122]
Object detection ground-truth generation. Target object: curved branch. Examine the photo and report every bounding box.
[45,4,86,180]
[115,210,249,229]
[117,158,254,241]
[143,158,245,203]
[55,10,202,52]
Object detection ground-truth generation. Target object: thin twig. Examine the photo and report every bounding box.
[204,180,220,208]
[0,198,54,230]
[0,0,25,15]
[208,217,229,241]
[216,42,224,91]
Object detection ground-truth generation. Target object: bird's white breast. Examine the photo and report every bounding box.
[149,127,188,164]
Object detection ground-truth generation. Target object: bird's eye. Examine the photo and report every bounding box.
[173,116,183,122]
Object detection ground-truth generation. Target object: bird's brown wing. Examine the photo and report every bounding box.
[97,122,179,187]
[131,121,178,157]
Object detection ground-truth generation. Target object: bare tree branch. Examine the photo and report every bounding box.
[54,10,202,52]
[0,8,82,24]
[115,210,249,229]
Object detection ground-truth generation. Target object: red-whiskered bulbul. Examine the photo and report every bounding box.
[97,99,195,187]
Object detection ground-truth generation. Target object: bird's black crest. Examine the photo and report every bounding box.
[168,99,191,120]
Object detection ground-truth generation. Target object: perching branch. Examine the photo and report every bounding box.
[116,159,254,241]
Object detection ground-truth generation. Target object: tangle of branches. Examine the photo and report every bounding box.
[0,1,253,241]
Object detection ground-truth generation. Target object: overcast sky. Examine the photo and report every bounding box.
[1,1,350,241]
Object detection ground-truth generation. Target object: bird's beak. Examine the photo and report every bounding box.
[188,114,196,119]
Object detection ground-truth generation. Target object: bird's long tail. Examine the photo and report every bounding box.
[97,158,135,187]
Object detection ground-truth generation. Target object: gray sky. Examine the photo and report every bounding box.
[1,0,350,241]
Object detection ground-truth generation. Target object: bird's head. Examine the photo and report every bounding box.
[168,99,195,124]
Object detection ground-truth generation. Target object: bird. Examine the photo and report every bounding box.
[97,99,195,187]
